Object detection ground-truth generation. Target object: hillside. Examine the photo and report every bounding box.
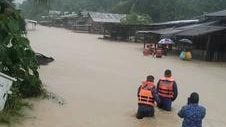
[20,0,226,22]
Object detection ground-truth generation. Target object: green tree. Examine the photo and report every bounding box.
[121,13,152,25]
[0,0,44,124]
[20,0,226,22]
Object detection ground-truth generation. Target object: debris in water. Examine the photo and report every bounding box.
[45,92,65,106]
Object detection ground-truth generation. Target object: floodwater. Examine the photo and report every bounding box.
[17,25,226,127]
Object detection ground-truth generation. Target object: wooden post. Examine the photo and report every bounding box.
[143,34,146,48]
[103,26,106,38]
[206,35,211,61]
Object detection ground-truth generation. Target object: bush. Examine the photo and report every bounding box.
[121,13,152,25]
[0,1,44,124]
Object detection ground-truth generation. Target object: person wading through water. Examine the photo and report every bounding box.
[157,69,178,111]
[178,92,206,127]
[136,75,160,119]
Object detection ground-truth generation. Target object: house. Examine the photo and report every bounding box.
[137,10,226,61]
[103,19,199,41]
[87,12,126,33]
[60,14,78,29]
[73,11,91,32]
[25,19,37,30]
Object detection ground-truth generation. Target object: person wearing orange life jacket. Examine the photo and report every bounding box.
[157,69,178,111]
[155,48,163,58]
[136,75,160,119]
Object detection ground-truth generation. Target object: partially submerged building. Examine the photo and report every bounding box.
[137,10,226,61]
[103,19,199,41]
[25,19,37,30]
[73,11,90,32]
[60,14,78,29]
[39,11,127,33]
[38,9,226,61]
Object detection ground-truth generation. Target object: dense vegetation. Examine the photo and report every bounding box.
[0,0,43,124]
[21,0,226,22]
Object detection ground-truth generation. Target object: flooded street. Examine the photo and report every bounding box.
[18,25,226,127]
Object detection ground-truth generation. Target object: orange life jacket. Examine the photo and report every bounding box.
[138,81,155,106]
[158,77,174,99]
[143,48,150,56]
[156,49,162,57]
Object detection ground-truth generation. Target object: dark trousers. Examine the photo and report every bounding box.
[157,97,172,111]
[136,104,154,119]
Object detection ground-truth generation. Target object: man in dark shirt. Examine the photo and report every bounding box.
[157,69,178,111]
[178,92,206,127]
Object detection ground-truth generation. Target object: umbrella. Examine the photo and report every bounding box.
[179,39,192,44]
[158,38,174,44]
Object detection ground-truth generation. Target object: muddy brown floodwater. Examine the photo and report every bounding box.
[16,25,226,127]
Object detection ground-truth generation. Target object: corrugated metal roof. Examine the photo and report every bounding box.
[205,10,226,17]
[176,26,226,36]
[60,14,78,18]
[137,22,217,35]
[89,12,126,23]
[137,28,182,35]
[151,20,199,26]
[80,11,89,17]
